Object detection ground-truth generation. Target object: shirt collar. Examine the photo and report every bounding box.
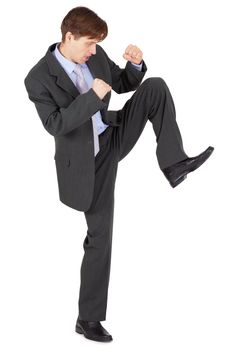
[53,43,87,74]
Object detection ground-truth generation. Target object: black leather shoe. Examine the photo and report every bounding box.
[75,316,113,342]
[162,146,214,188]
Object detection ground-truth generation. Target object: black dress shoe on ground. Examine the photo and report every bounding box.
[162,146,214,188]
[75,316,113,342]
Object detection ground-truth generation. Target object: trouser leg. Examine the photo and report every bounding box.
[114,77,188,168]
[78,76,188,320]
[78,130,118,321]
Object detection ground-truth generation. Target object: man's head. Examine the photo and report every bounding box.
[59,6,108,64]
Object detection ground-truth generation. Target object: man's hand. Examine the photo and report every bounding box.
[123,44,143,65]
[92,78,112,100]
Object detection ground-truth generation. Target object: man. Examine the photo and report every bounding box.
[24,6,214,342]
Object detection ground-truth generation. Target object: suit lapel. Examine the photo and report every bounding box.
[86,56,103,80]
[45,43,79,98]
[86,51,110,106]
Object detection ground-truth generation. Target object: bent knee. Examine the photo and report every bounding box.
[144,77,166,86]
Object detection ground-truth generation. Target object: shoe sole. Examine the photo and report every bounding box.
[171,174,187,188]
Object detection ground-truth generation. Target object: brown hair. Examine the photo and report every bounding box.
[61,6,108,43]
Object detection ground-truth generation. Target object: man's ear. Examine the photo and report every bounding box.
[65,32,74,42]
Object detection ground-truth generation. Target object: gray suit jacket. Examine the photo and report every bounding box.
[24,43,147,211]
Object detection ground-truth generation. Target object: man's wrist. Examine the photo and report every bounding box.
[131,60,143,65]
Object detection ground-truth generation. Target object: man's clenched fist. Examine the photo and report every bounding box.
[123,44,143,65]
[92,78,112,100]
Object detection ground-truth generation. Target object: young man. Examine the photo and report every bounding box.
[24,6,214,342]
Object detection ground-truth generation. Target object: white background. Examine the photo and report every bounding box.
[0,0,225,349]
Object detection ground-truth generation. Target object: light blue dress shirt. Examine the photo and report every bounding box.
[52,43,143,135]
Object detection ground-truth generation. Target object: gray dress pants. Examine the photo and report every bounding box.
[78,77,188,321]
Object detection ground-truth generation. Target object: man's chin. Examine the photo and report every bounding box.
[75,56,91,64]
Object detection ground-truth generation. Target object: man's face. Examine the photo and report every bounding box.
[65,33,100,64]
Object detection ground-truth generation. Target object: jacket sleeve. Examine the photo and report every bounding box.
[99,46,148,94]
[24,75,107,137]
